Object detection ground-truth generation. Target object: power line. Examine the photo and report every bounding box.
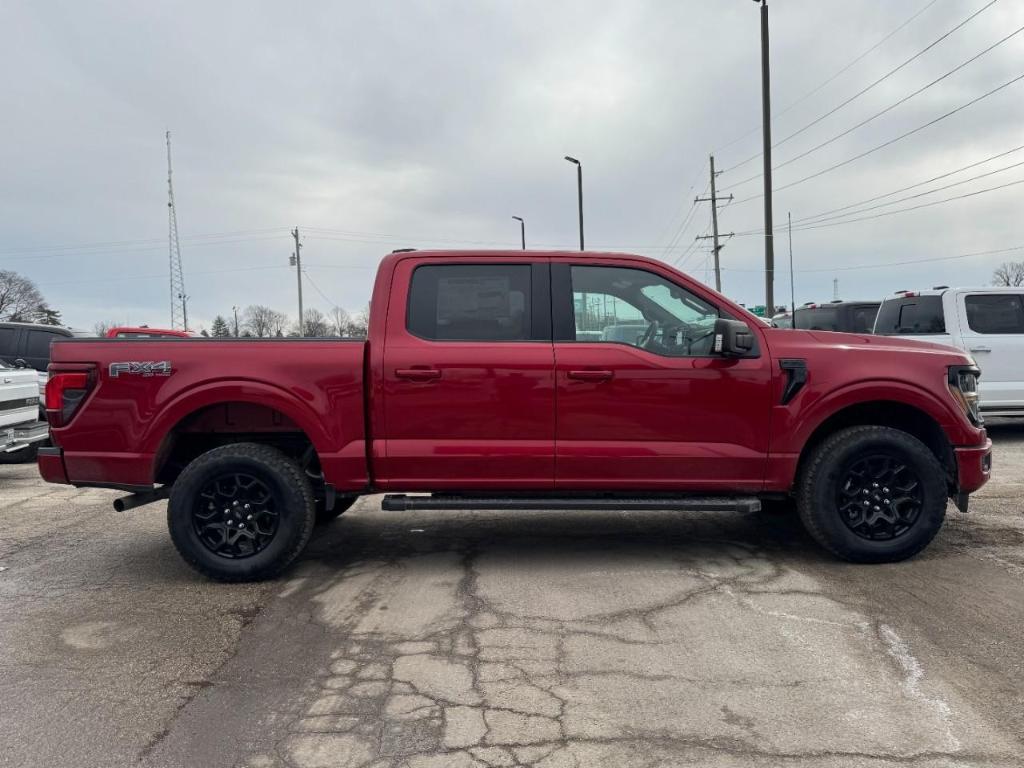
[727,70,1024,202]
[737,150,1024,235]
[769,23,1024,177]
[713,0,944,155]
[722,244,1024,273]
[721,0,999,176]
[734,176,1024,236]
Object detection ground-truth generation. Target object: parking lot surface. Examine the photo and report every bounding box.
[2,425,1023,768]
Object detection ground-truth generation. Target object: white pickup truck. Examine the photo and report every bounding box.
[0,360,49,461]
[874,287,1024,417]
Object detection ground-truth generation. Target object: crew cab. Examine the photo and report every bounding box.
[874,287,1024,417]
[38,251,991,581]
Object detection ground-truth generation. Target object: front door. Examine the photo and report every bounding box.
[379,258,555,490]
[959,291,1024,409]
[552,262,772,491]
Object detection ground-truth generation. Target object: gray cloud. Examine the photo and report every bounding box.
[2,0,1023,330]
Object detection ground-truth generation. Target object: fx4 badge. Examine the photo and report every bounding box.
[109,361,173,378]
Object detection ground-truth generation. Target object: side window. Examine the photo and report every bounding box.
[874,297,946,335]
[850,305,879,334]
[407,264,533,341]
[795,308,838,331]
[965,294,1024,334]
[0,327,19,357]
[569,265,720,357]
[25,330,57,360]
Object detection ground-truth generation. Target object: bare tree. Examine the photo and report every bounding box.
[242,305,287,338]
[0,270,54,322]
[992,261,1024,287]
[268,309,290,338]
[345,305,369,338]
[93,320,119,336]
[299,308,332,337]
[330,306,350,336]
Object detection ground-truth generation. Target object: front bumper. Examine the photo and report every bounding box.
[955,439,992,495]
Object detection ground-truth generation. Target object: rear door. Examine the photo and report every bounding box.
[958,291,1024,410]
[551,261,772,491]
[379,257,556,489]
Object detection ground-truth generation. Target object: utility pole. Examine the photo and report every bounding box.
[232,305,240,337]
[695,155,734,292]
[754,0,775,314]
[290,227,304,336]
[833,277,840,301]
[787,212,795,314]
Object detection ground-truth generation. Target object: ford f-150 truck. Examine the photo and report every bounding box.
[38,250,992,581]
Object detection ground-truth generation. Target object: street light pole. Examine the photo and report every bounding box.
[512,216,526,250]
[564,156,584,250]
[232,305,240,337]
[754,0,775,314]
[291,227,303,337]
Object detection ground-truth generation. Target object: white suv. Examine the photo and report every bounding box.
[874,287,1024,417]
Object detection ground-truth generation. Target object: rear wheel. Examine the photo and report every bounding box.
[797,426,947,563]
[168,443,315,582]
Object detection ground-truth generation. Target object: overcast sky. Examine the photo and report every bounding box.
[2,0,1023,331]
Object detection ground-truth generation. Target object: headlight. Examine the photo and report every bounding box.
[948,365,982,425]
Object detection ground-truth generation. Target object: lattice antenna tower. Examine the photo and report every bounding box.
[166,130,187,330]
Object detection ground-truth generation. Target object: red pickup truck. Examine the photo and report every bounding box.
[39,250,991,581]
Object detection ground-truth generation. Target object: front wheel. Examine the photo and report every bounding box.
[797,426,948,563]
[168,443,316,582]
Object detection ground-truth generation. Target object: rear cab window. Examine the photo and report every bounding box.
[874,296,946,335]
[407,263,545,341]
[964,294,1024,334]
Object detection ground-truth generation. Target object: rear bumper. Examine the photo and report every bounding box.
[37,446,69,484]
[1,420,50,453]
[955,439,992,494]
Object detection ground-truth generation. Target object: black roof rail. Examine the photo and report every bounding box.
[391,248,417,254]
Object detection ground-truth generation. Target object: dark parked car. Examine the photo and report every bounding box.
[0,322,92,372]
[789,301,880,334]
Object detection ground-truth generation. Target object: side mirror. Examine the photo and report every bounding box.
[712,319,754,357]
[13,358,28,369]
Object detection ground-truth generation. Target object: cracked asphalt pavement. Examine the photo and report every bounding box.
[2,425,1024,767]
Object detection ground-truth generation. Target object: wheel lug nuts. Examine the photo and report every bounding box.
[247,514,253,520]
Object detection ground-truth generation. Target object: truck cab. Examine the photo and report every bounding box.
[874,287,1024,417]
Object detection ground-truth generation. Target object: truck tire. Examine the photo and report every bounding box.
[168,443,316,582]
[796,425,947,563]
[315,496,357,525]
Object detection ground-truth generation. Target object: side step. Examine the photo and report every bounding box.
[381,494,761,513]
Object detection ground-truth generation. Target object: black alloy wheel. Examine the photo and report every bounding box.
[836,453,924,541]
[193,472,280,558]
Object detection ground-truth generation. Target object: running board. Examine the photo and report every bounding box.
[381,494,761,513]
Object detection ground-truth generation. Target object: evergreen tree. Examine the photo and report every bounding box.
[210,315,232,337]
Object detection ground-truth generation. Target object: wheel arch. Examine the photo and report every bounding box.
[795,399,956,492]
[149,384,332,487]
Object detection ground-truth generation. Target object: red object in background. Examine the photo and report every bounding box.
[106,327,195,338]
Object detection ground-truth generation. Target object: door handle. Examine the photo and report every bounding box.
[567,369,614,382]
[969,346,992,353]
[395,368,442,381]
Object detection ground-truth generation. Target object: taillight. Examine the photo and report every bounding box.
[45,371,93,427]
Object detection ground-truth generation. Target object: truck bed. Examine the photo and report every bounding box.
[46,338,369,489]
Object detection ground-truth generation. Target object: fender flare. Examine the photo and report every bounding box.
[142,379,336,459]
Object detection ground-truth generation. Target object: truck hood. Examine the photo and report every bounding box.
[764,328,973,364]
